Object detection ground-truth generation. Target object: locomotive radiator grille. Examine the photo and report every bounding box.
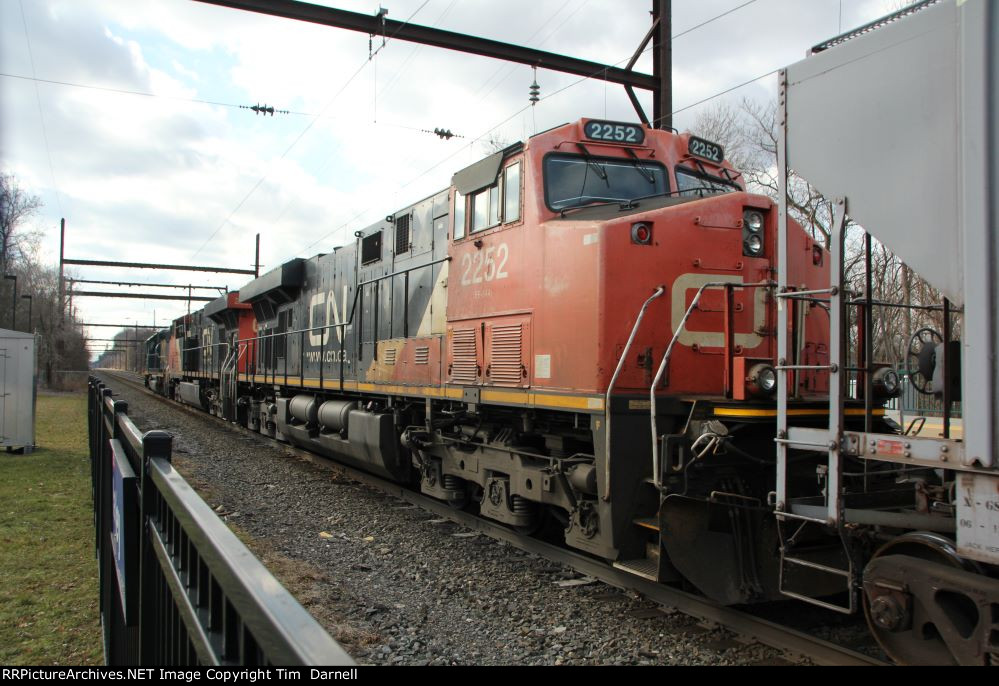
[394,214,411,254]
[490,324,524,386]
[451,329,478,384]
[384,348,397,366]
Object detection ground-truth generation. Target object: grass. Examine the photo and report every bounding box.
[0,392,102,665]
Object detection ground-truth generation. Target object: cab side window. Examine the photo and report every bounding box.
[504,162,521,223]
[456,160,523,239]
[454,192,466,240]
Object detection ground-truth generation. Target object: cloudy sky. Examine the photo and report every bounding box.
[1,0,898,357]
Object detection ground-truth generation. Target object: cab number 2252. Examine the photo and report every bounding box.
[460,243,509,286]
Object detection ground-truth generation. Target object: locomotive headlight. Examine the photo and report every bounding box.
[757,366,777,393]
[744,211,764,233]
[744,233,764,256]
[746,363,778,397]
[872,367,901,399]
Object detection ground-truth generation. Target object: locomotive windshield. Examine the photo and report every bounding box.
[675,167,740,197]
[544,154,668,211]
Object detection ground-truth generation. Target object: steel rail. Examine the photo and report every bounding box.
[98,370,888,666]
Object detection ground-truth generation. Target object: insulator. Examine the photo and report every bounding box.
[529,80,540,105]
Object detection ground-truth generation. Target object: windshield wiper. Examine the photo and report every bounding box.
[625,148,656,185]
[574,143,608,182]
[558,198,624,217]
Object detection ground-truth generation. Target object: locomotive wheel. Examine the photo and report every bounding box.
[862,532,979,665]
[905,328,942,395]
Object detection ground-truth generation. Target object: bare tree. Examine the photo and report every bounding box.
[690,99,951,369]
[0,173,42,274]
[693,99,835,246]
[479,132,512,156]
[0,172,90,387]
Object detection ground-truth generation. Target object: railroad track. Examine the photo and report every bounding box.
[97,370,888,666]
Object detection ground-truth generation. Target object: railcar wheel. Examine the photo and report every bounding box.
[862,532,979,665]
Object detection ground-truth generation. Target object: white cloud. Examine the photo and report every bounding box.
[1,0,902,346]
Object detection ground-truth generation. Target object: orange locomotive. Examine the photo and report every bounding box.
[148,118,890,605]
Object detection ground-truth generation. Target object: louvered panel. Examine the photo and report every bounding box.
[414,346,430,365]
[489,324,523,386]
[450,329,478,384]
[384,348,397,366]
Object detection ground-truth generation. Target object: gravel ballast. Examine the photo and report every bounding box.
[100,374,793,666]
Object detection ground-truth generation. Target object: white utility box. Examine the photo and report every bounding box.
[0,329,36,453]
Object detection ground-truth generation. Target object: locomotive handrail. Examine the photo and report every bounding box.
[602,286,666,503]
[649,281,774,489]
[175,256,453,365]
[231,255,452,389]
[232,255,453,345]
[179,341,231,353]
[178,340,231,364]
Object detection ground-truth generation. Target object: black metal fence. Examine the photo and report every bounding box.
[884,371,963,418]
[88,376,353,666]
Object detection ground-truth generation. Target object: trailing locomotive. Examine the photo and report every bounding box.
[143,115,993,664]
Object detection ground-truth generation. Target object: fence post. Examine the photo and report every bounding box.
[97,388,111,565]
[138,429,173,665]
[88,379,99,556]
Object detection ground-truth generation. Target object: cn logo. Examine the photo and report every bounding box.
[670,273,765,349]
[307,286,350,346]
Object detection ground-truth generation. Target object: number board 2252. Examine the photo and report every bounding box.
[687,136,725,164]
[583,120,645,145]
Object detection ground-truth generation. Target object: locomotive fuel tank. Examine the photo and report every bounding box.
[276,395,408,482]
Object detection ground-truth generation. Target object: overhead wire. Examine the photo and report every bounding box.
[0,71,313,115]
[279,0,769,261]
[376,0,461,98]
[0,71,466,136]
[20,0,769,270]
[266,0,463,238]
[191,0,432,260]
[475,0,593,105]
[17,0,64,216]
[188,56,372,260]
[471,0,576,99]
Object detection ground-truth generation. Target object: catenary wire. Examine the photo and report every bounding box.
[17,0,64,216]
[278,0,769,261]
[191,0,432,260]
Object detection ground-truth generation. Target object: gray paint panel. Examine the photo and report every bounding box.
[431,190,450,220]
[412,200,433,256]
[957,0,994,469]
[992,1,999,461]
[407,265,433,335]
[785,0,963,304]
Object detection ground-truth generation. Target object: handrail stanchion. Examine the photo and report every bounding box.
[602,286,665,502]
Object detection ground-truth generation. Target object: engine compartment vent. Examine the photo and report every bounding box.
[450,329,478,384]
[489,324,523,386]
